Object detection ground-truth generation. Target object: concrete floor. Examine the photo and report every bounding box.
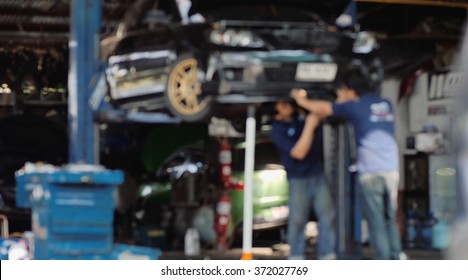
[160,248,443,260]
[159,222,443,260]
[160,241,444,260]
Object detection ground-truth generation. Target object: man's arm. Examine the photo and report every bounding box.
[291,89,333,119]
[290,114,320,160]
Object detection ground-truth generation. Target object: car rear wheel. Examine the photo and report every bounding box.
[165,55,213,122]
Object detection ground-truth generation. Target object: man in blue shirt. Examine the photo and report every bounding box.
[291,66,402,260]
[270,101,336,260]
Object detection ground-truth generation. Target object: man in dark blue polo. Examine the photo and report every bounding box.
[291,65,402,260]
[270,101,336,260]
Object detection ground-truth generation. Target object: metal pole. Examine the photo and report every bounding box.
[337,124,346,257]
[241,105,256,260]
[68,0,102,164]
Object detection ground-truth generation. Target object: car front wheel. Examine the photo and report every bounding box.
[165,55,213,122]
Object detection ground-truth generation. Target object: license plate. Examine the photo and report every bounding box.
[295,63,338,82]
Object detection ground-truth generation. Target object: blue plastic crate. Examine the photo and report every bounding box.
[16,166,123,213]
[41,253,111,260]
[15,172,48,208]
[15,164,124,260]
[111,244,161,260]
[30,180,117,213]
[32,208,114,260]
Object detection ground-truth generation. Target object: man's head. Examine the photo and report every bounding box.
[336,62,374,103]
[336,84,358,103]
[275,100,296,121]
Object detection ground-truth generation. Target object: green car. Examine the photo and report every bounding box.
[132,139,289,249]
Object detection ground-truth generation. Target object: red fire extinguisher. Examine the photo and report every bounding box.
[215,192,231,252]
[219,139,232,188]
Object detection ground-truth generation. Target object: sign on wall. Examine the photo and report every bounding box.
[427,71,463,117]
[409,70,463,134]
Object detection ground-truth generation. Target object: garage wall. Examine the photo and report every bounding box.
[408,72,457,135]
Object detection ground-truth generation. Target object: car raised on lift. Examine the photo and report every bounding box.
[102,0,381,122]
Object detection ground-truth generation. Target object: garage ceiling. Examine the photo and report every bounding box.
[0,0,134,44]
[356,1,466,38]
[0,0,465,45]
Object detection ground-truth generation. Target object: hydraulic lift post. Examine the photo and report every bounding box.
[68,0,182,163]
[68,0,102,164]
[323,121,362,259]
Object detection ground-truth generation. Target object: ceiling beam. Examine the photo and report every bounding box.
[0,31,68,44]
[354,0,468,8]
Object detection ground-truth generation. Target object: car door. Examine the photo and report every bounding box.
[231,140,289,229]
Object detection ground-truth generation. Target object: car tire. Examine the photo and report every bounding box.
[164,54,213,122]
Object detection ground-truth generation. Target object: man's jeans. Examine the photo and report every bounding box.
[288,174,336,259]
[359,172,402,260]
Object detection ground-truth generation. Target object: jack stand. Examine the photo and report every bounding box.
[241,105,256,260]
